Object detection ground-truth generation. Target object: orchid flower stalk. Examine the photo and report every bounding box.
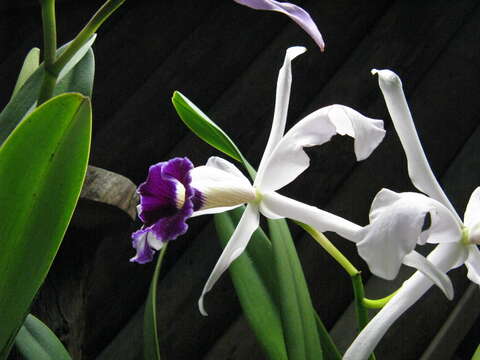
[343,69,480,360]
[130,46,386,315]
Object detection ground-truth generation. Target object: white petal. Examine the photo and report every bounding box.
[356,189,461,280]
[205,156,252,187]
[198,204,260,316]
[464,187,480,228]
[259,191,361,240]
[402,251,453,300]
[191,160,255,210]
[256,47,306,185]
[372,69,461,222]
[192,204,242,217]
[343,242,463,360]
[256,105,384,191]
[465,245,480,285]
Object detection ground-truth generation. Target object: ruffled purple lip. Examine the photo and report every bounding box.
[130,157,204,264]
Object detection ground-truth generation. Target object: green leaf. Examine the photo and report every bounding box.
[171,91,244,163]
[11,48,40,100]
[143,244,168,360]
[215,208,287,360]
[0,37,95,145]
[15,314,71,360]
[0,93,91,358]
[268,219,323,360]
[314,313,342,360]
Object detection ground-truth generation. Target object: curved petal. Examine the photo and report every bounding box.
[199,204,260,315]
[256,46,306,184]
[372,69,461,222]
[204,156,252,187]
[402,251,453,300]
[130,228,163,264]
[343,242,464,360]
[464,187,480,228]
[256,105,384,191]
[465,245,480,285]
[356,189,461,280]
[259,191,361,240]
[233,0,325,51]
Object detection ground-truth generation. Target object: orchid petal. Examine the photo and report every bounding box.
[233,0,325,51]
[204,156,252,186]
[191,159,255,211]
[256,46,306,185]
[257,105,385,191]
[465,245,480,285]
[402,251,453,300]
[199,204,260,315]
[343,242,464,360]
[356,189,461,280]
[372,69,461,222]
[192,204,243,217]
[259,191,361,240]
[464,187,480,228]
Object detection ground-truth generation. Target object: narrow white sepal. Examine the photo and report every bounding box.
[256,46,306,185]
[259,191,361,241]
[371,69,461,223]
[344,242,463,360]
[198,204,260,316]
[402,250,454,300]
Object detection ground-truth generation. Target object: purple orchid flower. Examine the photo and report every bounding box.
[131,47,386,315]
[234,0,325,51]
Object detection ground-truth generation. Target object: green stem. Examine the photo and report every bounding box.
[299,223,398,307]
[297,223,358,276]
[38,0,57,104]
[362,290,399,309]
[351,273,376,360]
[52,0,125,75]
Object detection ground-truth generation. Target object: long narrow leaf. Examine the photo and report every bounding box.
[0,93,91,357]
[15,314,71,360]
[172,91,244,162]
[215,208,287,360]
[0,37,95,145]
[268,219,323,360]
[143,244,168,360]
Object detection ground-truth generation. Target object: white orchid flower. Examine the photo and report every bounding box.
[343,69,480,360]
[130,47,386,315]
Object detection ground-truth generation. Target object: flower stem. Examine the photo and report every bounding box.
[52,0,126,75]
[351,273,376,360]
[38,0,57,104]
[296,222,358,276]
[362,290,398,309]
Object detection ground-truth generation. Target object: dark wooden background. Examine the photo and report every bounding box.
[2,1,480,359]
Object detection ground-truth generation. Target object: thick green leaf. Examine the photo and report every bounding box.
[268,219,323,360]
[143,244,168,360]
[0,37,95,145]
[0,93,91,358]
[172,91,244,162]
[15,314,71,360]
[215,208,287,360]
[11,48,40,100]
